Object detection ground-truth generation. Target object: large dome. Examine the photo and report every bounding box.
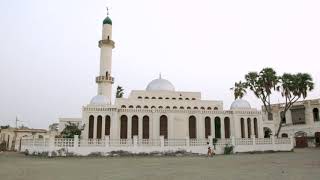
[146,76,175,91]
[90,95,110,105]
[230,99,251,110]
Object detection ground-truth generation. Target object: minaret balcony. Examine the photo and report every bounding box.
[98,39,115,48]
[96,75,114,84]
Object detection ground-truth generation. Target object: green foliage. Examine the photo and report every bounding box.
[60,122,83,138]
[0,125,10,129]
[116,86,124,98]
[224,144,234,155]
[230,81,247,100]
[0,141,7,151]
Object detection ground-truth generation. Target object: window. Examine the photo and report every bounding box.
[313,108,319,122]
[179,98,183,100]
[192,98,196,100]
[144,106,148,109]
[136,105,141,108]
[145,97,149,99]
[187,107,191,109]
[165,97,170,100]
[138,96,142,99]
[152,97,156,99]
[128,105,134,108]
[151,106,156,109]
[179,106,184,109]
[165,106,170,109]
[158,106,163,109]
[121,105,126,108]
[280,111,286,124]
[158,97,163,99]
[200,107,205,110]
[189,116,197,138]
[214,107,218,110]
[193,107,198,109]
[172,98,176,100]
[207,107,212,110]
[185,98,189,100]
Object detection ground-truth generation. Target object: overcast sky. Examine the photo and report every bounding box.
[0,0,319,129]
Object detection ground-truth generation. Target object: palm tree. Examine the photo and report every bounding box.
[230,81,247,100]
[116,86,124,98]
[275,73,314,137]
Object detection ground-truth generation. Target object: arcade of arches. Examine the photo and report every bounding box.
[88,115,259,139]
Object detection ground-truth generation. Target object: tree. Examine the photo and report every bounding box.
[60,122,83,138]
[0,125,10,129]
[232,68,314,137]
[275,73,314,137]
[116,86,124,98]
[49,123,59,132]
[230,81,247,100]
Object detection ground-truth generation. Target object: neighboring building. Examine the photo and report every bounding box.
[0,128,47,151]
[264,99,320,147]
[58,118,82,133]
[59,13,267,141]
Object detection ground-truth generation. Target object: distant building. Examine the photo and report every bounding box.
[0,128,47,151]
[264,99,320,147]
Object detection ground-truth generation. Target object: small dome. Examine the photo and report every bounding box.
[90,95,110,105]
[103,16,112,25]
[146,76,175,91]
[230,99,251,110]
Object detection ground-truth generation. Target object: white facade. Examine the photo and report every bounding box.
[75,15,266,141]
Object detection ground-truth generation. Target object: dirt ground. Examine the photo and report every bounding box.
[0,149,319,180]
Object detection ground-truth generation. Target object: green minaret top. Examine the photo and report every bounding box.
[103,16,112,25]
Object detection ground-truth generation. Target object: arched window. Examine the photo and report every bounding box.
[205,117,211,138]
[97,115,103,139]
[138,96,142,99]
[172,98,176,100]
[143,116,149,139]
[144,97,149,99]
[105,115,111,136]
[120,115,128,139]
[179,98,183,100]
[240,118,245,138]
[200,107,205,110]
[106,71,109,77]
[38,135,43,139]
[281,133,288,138]
[179,106,184,109]
[173,106,177,109]
[189,116,197,138]
[158,106,163,109]
[224,117,230,138]
[151,106,156,109]
[144,105,148,109]
[158,97,163,99]
[187,106,191,109]
[165,97,170,100]
[88,115,94,139]
[214,107,218,110]
[268,112,273,120]
[313,108,319,122]
[165,106,170,109]
[247,118,252,138]
[152,97,156,99]
[129,105,134,108]
[136,105,141,108]
[131,115,138,138]
[185,98,189,100]
[254,118,258,138]
[280,111,286,124]
[192,98,196,100]
[160,115,168,139]
[263,127,272,138]
[121,105,126,108]
[207,107,212,110]
[193,107,198,109]
[214,117,221,138]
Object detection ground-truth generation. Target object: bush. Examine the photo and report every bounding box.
[224,144,234,155]
[0,141,6,151]
[24,149,29,156]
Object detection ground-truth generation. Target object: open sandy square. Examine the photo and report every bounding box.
[0,149,319,180]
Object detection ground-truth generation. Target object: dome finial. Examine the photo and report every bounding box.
[106,6,110,16]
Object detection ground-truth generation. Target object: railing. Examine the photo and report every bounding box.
[55,138,74,147]
[256,138,272,145]
[138,139,161,146]
[164,139,187,147]
[235,138,253,145]
[190,139,208,146]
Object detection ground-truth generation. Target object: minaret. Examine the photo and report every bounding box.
[95,10,115,104]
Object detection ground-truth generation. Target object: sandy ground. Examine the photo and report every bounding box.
[0,149,319,180]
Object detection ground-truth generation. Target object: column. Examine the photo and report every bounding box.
[128,115,132,139]
[138,115,143,139]
[93,118,97,139]
[221,117,225,139]
[211,117,215,138]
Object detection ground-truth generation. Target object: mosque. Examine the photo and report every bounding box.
[62,13,266,141]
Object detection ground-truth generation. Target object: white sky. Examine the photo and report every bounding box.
[0,0,319,129]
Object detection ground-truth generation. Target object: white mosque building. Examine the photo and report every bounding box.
[70,14,266,141]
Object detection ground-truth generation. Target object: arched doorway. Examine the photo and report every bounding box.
[224,117,230,139]
[247,118,252,138]
[189,116,196,139]
[214,117,221,138]
[160,115,168,139]
[313,108,319,122]
[240,118,245,138]
[295,131,308,148]
[205,117,211,138]
[131,115,139,138]
[97,115,102,139]
[143,116,149,139]
[88,115,94,139]
[263,127,272,138]
[120,115,128,139]
[105,115,111,136]
[254,118,258,138]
